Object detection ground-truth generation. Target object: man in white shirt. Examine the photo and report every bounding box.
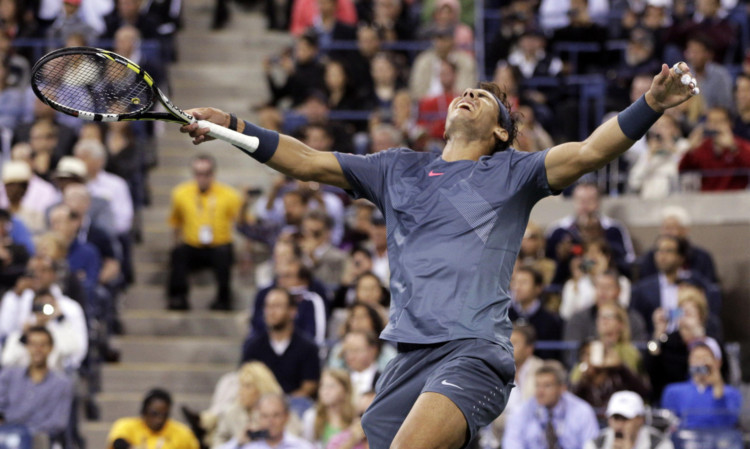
[584,391,673,449]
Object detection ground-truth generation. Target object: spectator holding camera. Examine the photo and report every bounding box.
[628,115,690,199]
[1,288,87,372]
[218,393,314,449]
[661,343,741,430]
[679,106,750,191]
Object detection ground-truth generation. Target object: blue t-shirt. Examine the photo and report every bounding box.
[662,381,742,429]
[334,147,557,347]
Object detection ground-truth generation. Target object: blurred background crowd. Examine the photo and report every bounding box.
[0,0,748,449]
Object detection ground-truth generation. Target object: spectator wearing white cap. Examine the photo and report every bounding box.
[584,391,673,449]
[1,160,45,234]
[4,143,58,216]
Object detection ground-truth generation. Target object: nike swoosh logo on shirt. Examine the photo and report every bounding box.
[441,379,464,390]
[428,171,445,177]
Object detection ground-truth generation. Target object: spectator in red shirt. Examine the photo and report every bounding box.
[679,107,750,191]
[289,0,357,36]
[417,59,457,140]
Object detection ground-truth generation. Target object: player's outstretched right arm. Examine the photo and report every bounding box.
[180,107,351,190]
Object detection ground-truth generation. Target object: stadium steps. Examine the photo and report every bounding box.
[80,0,288,448]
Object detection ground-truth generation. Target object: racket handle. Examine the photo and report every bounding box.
[197,119,260,155]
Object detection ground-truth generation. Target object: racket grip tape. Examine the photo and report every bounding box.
[197,120,261,156]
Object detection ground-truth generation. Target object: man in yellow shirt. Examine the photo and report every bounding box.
[166,154,242,310]
[107,389,199,449]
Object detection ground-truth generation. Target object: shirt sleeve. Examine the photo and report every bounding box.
[333,150,399,211]
[507,148,560,202]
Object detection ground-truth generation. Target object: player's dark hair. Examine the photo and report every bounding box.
[478,82,518,153]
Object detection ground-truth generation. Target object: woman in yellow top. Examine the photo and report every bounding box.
[108,389,200,449]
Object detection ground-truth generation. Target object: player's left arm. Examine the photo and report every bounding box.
[545,63,697,191]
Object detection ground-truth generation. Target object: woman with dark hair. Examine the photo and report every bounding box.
[326,301,396,371]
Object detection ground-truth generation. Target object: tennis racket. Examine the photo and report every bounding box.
[30,46,260,155]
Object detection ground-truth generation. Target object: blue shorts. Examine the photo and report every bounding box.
[360,338,515,449]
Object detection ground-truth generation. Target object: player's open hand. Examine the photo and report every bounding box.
[180,107,231,144]
[645,62,699,113]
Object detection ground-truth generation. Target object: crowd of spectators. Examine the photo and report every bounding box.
[0,0,181,448]
[0,1,748,449]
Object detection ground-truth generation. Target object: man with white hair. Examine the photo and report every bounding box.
[637,205,717,283]
[584,391,673,449]
[74,139,133,237]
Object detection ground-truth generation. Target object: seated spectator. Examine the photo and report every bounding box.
[502,360,600,449]
[508,266,563,360]
[166,154,242,311]
[333,247,375,309]
[217,393,314,449]
[250,254,328,345]
[108,389,199,449]
[369,53,405,115]
[627,115,690,199]
[12,99,77,158]
[369,0,416,42]
[323,60,372,129]
[560,238,631,320]
[1,288,87,372]
[637,206,718,283]
[630,235,720,336]
[646,285,726,403]
[564,271,648,344]
[679,106,750,191]
[420,0,473,50]
[0,208,30,293]
[664,0,737,64]
[242,287,321,403]
[33,233,86,307]
[550,0,608,74]
[300,209,347,296]
[265,31,326,108]
[515,221,556,287]
[417,60,458,142]
[514,103,555,153]
[340,25,379,103]
[486,324,543,445]
[102,0,160,40]
[683,35,733,111]
[1,145,58,230]
[26,120,66,181]
[289,0,356,37]
[1,161,46,234]
[545,182,635,287]
[0,61,23,130]
[661,343,741,430]
[584,391,674,449]
[409,26,476,101]
[508,29,563,80]
[349,272,389,319]
[325,391,375,449]
[341,330,380,399]
[50,156,117,236]
[0,326,74,446]
[301,369,354,448]
[733,73,750,141]
[326,302,396,372]
[605,28,661,111]
[45,0,99,47]
[211,362,284,449]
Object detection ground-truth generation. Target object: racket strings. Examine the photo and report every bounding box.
[33,53,154,115]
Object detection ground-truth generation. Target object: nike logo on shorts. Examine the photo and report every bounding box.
[428,171,445,177]
[441,379,464,390]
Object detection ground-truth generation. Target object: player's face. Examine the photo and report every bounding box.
[445,88,504,146]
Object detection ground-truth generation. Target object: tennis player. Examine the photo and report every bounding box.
[181,62,698,449]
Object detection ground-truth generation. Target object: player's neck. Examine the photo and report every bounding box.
[442,135,493,162]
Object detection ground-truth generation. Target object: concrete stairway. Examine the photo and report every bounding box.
[80,1,289,447]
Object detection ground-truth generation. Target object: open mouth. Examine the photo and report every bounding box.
[457,102,473,112]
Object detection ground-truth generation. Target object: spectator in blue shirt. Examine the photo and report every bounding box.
[661,342,741,430]
[0,326,74,444]
[503,360,600,449]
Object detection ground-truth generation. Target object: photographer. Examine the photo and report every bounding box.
[662,343,741,430]
[218,393,313,449]
[1,288,87,372]
[628,115,689,199]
